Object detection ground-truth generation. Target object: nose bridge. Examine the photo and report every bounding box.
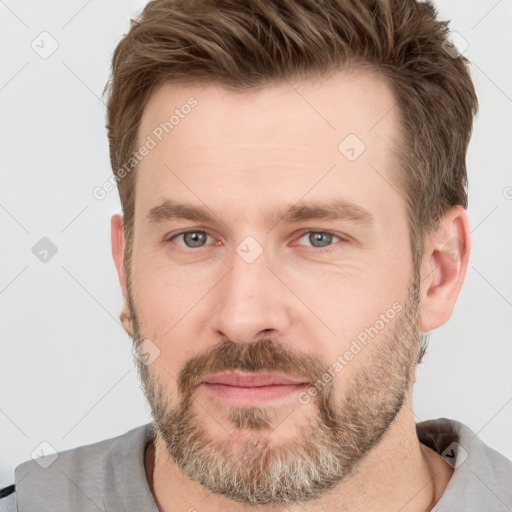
[230,241,269,299]
[210,238,290,343]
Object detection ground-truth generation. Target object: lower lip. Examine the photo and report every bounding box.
[202,382,308,404]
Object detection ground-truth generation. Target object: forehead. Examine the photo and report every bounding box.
[139,69,398,151]
[135,69,403,223]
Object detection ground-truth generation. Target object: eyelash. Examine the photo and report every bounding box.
[166,229,346,253]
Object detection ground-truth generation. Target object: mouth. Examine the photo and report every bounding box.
[200,372,309,404]
[203,372,308,387]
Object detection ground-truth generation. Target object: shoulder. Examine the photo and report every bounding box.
[417,417,512,470]
[0,485,17,512]
[13,423,153,511]
[16,423,152,476]
[417,417,512,510]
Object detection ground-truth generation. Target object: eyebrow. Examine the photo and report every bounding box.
[146,198,374,227]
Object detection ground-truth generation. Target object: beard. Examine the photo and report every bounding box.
[127,271,424,507]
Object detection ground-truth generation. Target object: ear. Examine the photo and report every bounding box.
[111,214,133,336]
[419,205,471,333]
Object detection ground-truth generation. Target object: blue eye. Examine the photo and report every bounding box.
[296,231,341,249]
[167,230,343,252]
[172,231,212,248]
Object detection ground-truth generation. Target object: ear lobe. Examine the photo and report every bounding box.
[111,214,133,335]
[419,206,471,332]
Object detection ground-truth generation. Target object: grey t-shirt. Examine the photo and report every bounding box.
[2,418,512,511]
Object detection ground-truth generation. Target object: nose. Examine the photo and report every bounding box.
[209,245,292,344]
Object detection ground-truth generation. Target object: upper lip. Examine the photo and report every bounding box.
[202,372,308,387]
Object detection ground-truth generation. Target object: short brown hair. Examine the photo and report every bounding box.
[104,0,477,276]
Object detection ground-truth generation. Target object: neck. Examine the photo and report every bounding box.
[145,393,453,512]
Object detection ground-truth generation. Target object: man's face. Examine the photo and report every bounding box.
[125,70,422,504]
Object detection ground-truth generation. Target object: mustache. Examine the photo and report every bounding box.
[176,338,331,400]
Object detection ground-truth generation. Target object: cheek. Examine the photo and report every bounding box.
[283,257,406,330]
[131,248,212,325]
[286,264,409,382]
[130,257,216,379]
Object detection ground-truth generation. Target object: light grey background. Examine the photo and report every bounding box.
[1,0,511,488]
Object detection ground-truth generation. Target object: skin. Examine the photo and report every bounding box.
[111,69,470,511]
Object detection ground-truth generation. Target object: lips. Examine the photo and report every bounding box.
[202,372,307,387]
